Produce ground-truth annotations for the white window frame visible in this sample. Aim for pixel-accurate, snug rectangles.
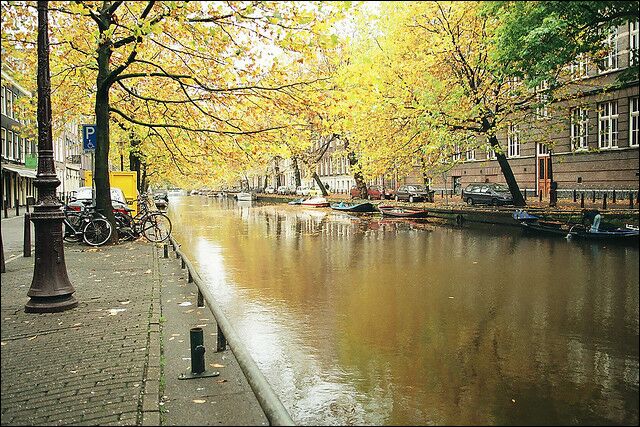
[570,54,589,79]
[508,124,520,158]
[6,89,13,119]
[631,97,639,147]
[598,27,619,73]
[466,149,476,161]
[598,101,619,149]
[535,81,550,119]
[486,146,496,160]
[631,21,639,66]
[452,144,462,161]
[7,130,14,159]
[570,107,589,151]
[538,143,549,156]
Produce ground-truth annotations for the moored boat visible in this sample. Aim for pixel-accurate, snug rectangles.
[236,192,257,201]
[378,205,429,218]
[330,201,377,213]
[300,196,330,207]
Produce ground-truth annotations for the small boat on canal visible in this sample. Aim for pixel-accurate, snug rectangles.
[378,205,429,218]
[513,210,639,242]
[330,201,377,213]
[236,192,257,201]
[300,196,330,208]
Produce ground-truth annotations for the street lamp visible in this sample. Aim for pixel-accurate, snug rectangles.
[116,140,125,172]
[25,0,77,313]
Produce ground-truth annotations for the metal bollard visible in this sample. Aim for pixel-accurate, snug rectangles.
[188,269,193,283]
[163,244,168,258]
[612,190,616,204]
[197,289,204,307]
[15,199,19,217]
[181,257,186,269]
[3,200,7,219]
[216,324,227,352]
[523,190,527,201]
[602,193,607,210]
[573,189,577,203]
[23,213,31,258]
[178,327,220,380]
[539,191,542,202]
[592,190,596,203]
[581,193,585,208]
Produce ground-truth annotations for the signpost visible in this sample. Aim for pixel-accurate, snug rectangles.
[82,124,96,205]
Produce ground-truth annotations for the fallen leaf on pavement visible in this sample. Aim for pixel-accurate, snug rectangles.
[192,399,206,404]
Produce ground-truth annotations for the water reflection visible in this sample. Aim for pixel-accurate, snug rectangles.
[168,196,639,425]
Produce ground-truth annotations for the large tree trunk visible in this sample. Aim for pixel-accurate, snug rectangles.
[95,43,117,243]
[346,148,367,199]
[312,172,328,197]
[488,134,526,207]
[292,156,301,187]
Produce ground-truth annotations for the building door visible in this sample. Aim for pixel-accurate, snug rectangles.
[538,156,551,198]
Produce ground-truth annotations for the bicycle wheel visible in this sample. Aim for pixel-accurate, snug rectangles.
[64,212,83,242]
[141,213,172,242]
[83,218,113,246]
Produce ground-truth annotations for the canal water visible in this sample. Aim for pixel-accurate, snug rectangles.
[167,196,639,426]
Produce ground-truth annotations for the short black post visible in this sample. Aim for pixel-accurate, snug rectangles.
[188,269,193,283]
[15,198,19,217]
[592,190,596,203]
[23,213,31,258]
[178,327,220,380]
[523,190,527,201]
[175,250,179,259]
[216,324,227,352]
[573,189,577,203]
[181,257,186,269]
[602,193,607,210]
[612,190,616,204]
[539,191,542,202]
[3,200,7,219]
[197,289,204,307]
[163,244,168,258]
[441,190,443,198]
[581,193,585,208]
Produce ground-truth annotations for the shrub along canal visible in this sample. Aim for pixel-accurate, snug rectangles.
[167,195,638,426]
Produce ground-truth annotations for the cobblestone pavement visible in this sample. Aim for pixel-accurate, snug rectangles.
[1,236,267,426]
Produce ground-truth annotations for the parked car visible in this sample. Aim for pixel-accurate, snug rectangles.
[264,186,276,194]
[462,183,513,206]
[394,185,435,203]
[277,185,292,195]
[153,190,168,210]
[68,186,130,214]
[349,185,394,200]
[296,186,312,196]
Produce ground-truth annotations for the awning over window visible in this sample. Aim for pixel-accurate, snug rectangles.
[1,163,38,179]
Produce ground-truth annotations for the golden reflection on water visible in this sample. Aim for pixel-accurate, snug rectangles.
[168,196,639,426]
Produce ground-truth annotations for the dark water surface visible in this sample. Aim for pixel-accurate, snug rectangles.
[167,196,639,426]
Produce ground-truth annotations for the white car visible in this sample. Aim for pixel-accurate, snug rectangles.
[295,186,311,196]
[264,186,276,194]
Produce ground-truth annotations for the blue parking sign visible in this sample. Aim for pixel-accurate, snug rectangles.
[83,124,96,151]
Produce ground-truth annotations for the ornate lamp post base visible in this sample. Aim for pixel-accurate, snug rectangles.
[25,295,78,313]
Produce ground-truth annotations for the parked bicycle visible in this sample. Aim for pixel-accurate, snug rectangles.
[114,194,172,243]
[63,204,113,246]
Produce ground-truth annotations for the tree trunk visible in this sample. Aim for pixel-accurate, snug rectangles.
[488,134,526,207]
[292,156,301,187]
[95,43,117,243]
[346,149,367,199]
[312,172,328,197]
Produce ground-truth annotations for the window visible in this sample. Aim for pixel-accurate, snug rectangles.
[598,101,618,149]
[631,97,639,147]
[486,146,496,160]
[538,143,549,156]
[452,144,461,161]
[6,89,13,119]
[1,127,6,159]
[631,21,639,66]
[7,130,14,159]
[1,86,5,116]
[508,124,520,157]
[598,27,619,72]
[535,81,550,119]
[570,54,589,79]
[570,107,589,150]
[466,149,476,161]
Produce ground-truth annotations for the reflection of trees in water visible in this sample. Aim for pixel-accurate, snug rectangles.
[168,197,639,426]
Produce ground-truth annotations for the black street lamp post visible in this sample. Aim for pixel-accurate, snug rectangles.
[25,0,77,313]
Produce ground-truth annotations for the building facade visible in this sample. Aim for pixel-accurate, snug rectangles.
[1,69,37,211]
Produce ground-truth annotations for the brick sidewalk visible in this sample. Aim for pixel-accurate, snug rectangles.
[1,239,267,426]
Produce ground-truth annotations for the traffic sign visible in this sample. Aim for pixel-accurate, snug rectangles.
[82,124,96,151]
